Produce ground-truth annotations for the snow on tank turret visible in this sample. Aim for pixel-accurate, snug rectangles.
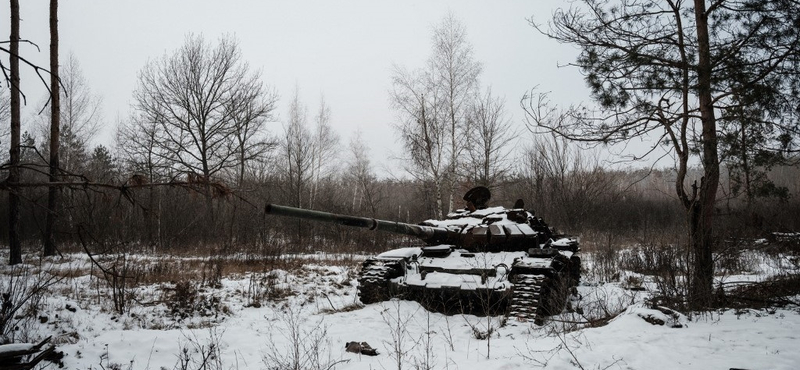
[265,186,580,324]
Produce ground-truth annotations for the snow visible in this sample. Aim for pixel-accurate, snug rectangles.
[563,305,798,369]
[377,247,422,259]
[54,298,800,369]
[2,251,799,369]
[551,238,576,248]
[424,207,512,229]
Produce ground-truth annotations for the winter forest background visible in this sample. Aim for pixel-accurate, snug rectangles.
[3,1,800,368]
[2,14,798,259]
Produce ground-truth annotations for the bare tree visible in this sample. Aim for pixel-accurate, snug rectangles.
[37,53,101,170]
[392,14,482,216]
[280,89,313,209]
[308,95,339,209]
[519,134,615,231]
[37,53,100,256]
[346,131,381,216]
[133,34,270,192]
[7,0,22,265]
[116,113,169,247]
[225,76,278,188]
[117,112,169,182]
[430,14,482,213]
[278,89,315,244]
[465,88,515,188]
[44,0,60,256]
[391,65,447,219]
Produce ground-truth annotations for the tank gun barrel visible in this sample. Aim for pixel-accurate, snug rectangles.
[265,204,450,243]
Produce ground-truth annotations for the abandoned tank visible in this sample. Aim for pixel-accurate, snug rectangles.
[265,187,580,324]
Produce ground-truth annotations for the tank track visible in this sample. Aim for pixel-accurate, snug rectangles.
[507,274,547,323]
[357,258,402,304]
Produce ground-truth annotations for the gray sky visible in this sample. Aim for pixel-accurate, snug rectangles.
[4,0,597,176]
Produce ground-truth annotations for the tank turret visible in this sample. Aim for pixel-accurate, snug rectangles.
[265,202,568,253]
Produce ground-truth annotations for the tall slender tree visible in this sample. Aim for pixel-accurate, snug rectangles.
[278,89,315,243]
[391,65,447,219]
[44,0,60,257]
[280,89,313,209]
[37,54,101,173]
[430,14,482,212]
[346,131,381,216]
[392,14,482,216]
[116,113,169,247]
[7,0,22,265]
[308,95,339,209]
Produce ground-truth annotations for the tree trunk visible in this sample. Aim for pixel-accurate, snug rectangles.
[433,178,443,219]
[44,0,60,257]
[8,0,22,265]
[203,176,214,241]
[147,184,155,246]
[741,124,753,207]
[689,0,719,309]
[238,148,245,188]
[448,109,457,214]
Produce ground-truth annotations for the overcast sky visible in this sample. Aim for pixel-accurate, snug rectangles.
[4,0,600,177]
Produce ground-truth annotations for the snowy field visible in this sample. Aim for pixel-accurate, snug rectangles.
[2,250,799,370]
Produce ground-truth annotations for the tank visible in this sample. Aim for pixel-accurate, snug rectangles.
[265,187,580,324]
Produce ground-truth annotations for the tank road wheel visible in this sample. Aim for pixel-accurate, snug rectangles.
[357,258,403,304]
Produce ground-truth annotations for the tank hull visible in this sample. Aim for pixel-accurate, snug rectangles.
[264,197,581,323]
[357,237,580,323]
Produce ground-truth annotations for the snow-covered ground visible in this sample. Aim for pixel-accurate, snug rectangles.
[2,251,799,370]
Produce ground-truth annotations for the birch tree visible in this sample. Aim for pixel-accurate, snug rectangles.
[391,66,447,218]
[308,96,339,209]
[346,131,381,216]
[280,90,314,209]
[430,14,482,212]
[392,14,482,216]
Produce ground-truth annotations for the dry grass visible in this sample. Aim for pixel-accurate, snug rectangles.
[41,252,363,287]
[720,274,800,309]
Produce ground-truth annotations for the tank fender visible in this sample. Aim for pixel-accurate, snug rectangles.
[376,247,423,259]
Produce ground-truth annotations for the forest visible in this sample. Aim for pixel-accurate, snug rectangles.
[1,13,796,258]
[2,1,800,369]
